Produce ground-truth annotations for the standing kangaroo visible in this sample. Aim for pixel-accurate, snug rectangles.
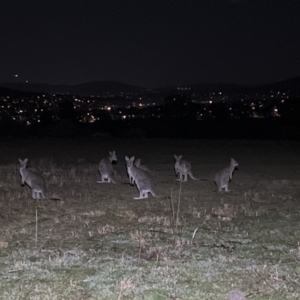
[97,151,118,184]
[214,157,239,192]
[127,158,152,184]
[125,156,157,199]
[174,155,198,182]
[19,158,47,199]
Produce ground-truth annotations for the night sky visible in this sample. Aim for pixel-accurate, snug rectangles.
[1,0,300,88]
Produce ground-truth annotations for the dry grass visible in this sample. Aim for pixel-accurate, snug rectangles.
[0,138,300,299]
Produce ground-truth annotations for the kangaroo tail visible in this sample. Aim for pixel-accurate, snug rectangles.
[188,172,198,180]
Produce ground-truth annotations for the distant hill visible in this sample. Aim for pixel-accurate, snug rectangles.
[0,81,147,96]
[157,77,300,96]
[0,86,38,97]
[254,77,300,96]
[1,77,300,96]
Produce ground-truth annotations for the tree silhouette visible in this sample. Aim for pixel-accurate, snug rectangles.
[58,100,77,121]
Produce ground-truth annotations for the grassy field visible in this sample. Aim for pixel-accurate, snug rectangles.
[0,137,300,299]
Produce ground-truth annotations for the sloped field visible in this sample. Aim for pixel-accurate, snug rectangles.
[0,138,300,299]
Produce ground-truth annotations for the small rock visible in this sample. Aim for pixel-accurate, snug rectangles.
[228,289,246,300]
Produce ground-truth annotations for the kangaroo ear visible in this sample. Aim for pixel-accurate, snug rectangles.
[131,156,135,161]
[125,156,129,161]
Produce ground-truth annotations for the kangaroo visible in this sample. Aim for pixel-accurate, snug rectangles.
[127,157,148,185]
[134,158,152,173]
[125,156,157,199]
[214,157,239,192]
[174,155,198,182]
[27,161,43,176]
[97,150,117,184]
[128,158,152,185]
[19,158,47,199]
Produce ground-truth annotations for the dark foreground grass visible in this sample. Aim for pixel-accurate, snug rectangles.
[0,138,300,299]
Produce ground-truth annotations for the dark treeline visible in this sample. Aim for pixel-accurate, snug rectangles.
[1,116,300,140]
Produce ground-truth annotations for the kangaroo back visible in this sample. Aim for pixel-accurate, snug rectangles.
[134,158,152,174]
